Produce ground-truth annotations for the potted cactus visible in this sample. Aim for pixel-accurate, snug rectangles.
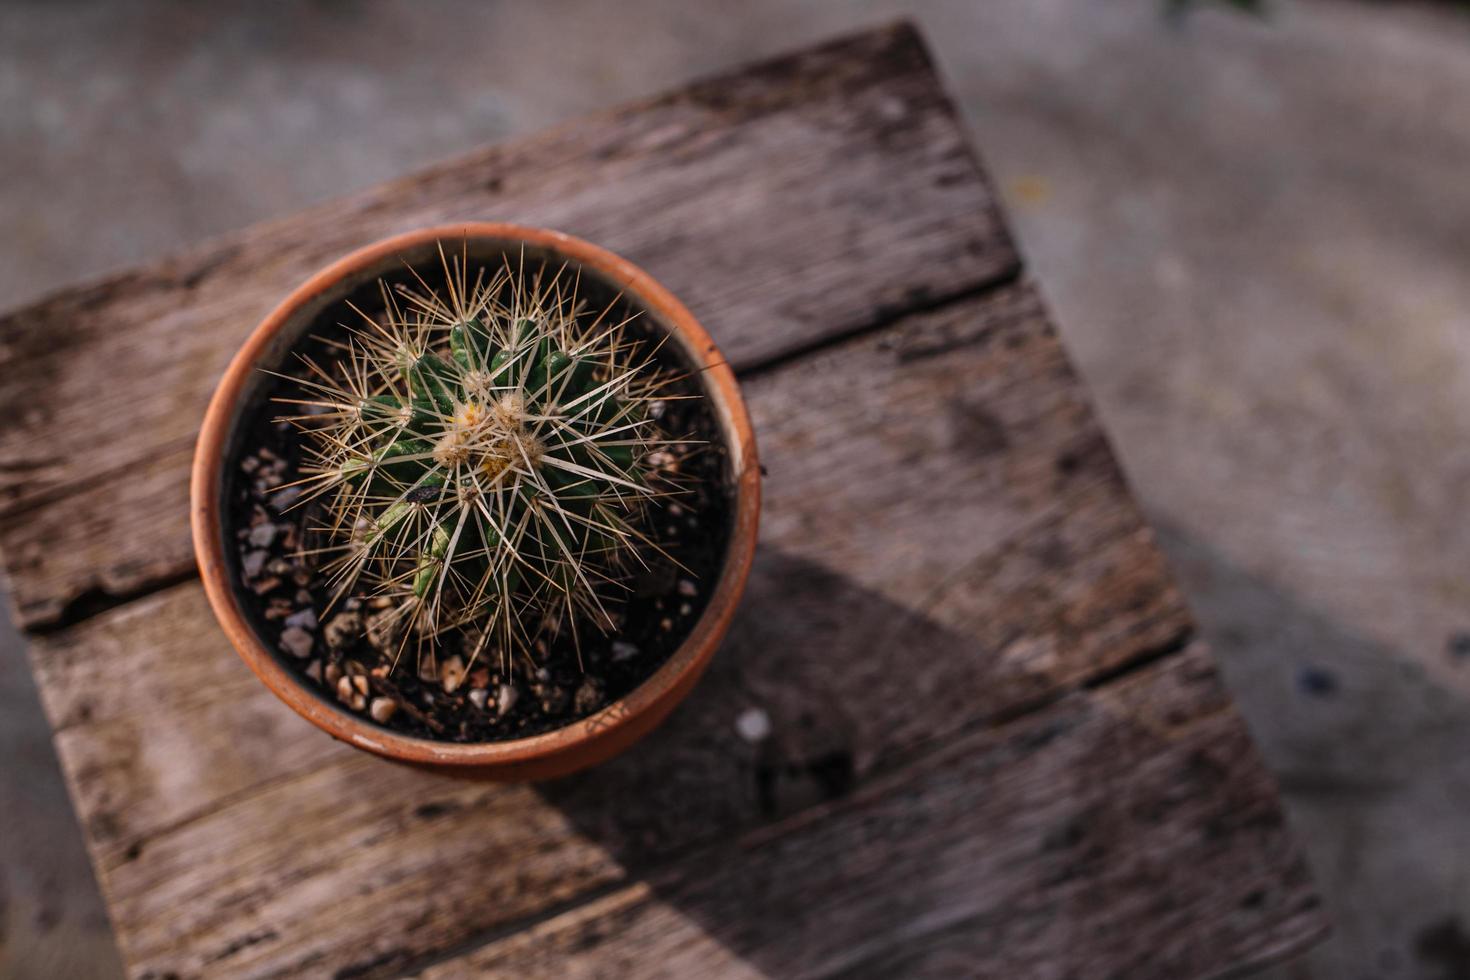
[192,224,760,779]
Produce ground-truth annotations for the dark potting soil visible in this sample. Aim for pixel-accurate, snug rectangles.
[224,261,734,743]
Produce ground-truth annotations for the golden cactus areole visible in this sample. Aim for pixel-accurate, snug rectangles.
[278,246,691,676]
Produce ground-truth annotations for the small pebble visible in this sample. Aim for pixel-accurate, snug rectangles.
[365,608,400,650]
[304,660,323,684]
[538,685,570,716]
[248,523,277,548]
[573,679,603,715]
[284,608,317,631]
[250,575,282,596]
[468,688,490,710]
[439,655,467,694]
[611,641,640,662]
[418,654,440,684]
[677,579,698,597]
[679,603,692,616]
[496,683,520,718]
[535,667,551,683]
[241,550,269,579]
[735,707,772,743]
[325,662,344,687]
[369,697,398,723]
[279,626,313,659]
[335,675,355,703]
[352,675,370,696]
[270,486,303,511]
[323,610,362,650]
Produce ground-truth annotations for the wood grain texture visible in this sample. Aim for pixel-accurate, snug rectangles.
[2,22,1324,980]
[0,22,1016,631]
[37,284,1185,848]
[412,647,1323,980]
[27,285,1318,979]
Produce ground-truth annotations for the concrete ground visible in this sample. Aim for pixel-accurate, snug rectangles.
[2,1,1468,977]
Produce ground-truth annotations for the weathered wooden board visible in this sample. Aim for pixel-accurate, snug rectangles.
[0,22,1016,631]
[0,21,1326,980]
[413,647,1322,980]
[33,285,1220,978]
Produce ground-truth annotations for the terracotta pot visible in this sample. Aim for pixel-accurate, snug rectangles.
[191,223,760,780]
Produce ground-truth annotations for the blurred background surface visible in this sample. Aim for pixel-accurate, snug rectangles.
[2,1,1468,977]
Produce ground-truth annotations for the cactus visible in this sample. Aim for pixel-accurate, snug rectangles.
[281,248,682,674]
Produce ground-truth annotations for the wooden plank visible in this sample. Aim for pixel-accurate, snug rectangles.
[0,443,195,630]
[29,285,1211,978]
[412,647,1324,980]
[0,21,1017,631]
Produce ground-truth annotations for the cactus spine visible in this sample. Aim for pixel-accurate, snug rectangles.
[283,248,679,674]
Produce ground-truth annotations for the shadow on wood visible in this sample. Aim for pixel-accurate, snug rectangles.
[504,547,1321,979]
[537,547,1005,845]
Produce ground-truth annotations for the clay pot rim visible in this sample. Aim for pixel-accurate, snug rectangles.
[191,223,760,769]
